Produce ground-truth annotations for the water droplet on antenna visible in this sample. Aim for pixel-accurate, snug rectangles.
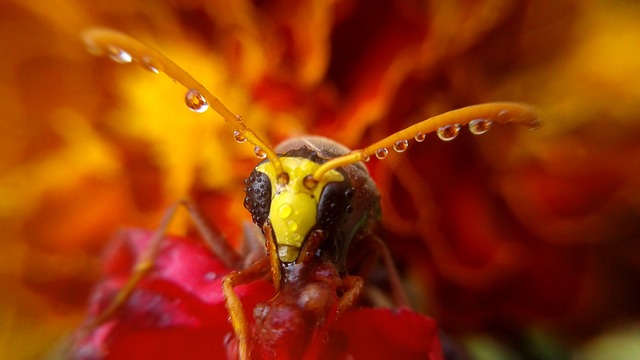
[233,130,247,143]
[414,132,426,142]
[375,148,389,159]
[185,89,209,113]
[106,46,133,64]
[437,124,461,141]
[141,57,159,74]
[85,42,102,56]
[254,146,267,159]
[469,119,492,135]
[393,140,409,153]
[528,119,542,130]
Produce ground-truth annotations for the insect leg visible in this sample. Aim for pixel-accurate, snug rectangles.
[87,200,240,328]
[222,257,271,360]
[368,234,410,308]
[336,275,364,317]
[296,229,326,265]
[261,221,283,292]
[86,202,181,328]
[179,200,241,268]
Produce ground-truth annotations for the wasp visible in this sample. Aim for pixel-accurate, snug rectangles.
[76,28,539,359]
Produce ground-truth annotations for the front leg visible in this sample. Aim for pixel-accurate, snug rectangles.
[336,275,364,317]
[222,257,271,360]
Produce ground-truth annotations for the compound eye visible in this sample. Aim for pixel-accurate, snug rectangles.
[243,169,272,227]
[316,180,352,231]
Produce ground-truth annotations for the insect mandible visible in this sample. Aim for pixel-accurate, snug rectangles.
[79,28,540,359]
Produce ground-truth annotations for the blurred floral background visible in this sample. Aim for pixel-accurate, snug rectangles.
[1,0,640,359]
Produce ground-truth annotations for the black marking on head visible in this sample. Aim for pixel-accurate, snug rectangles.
[281,147,324,164]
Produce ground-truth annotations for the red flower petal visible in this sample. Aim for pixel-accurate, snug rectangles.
[71,229,442,359]
[327,308,443,360]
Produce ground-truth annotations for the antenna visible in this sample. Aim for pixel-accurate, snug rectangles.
[81,28,286,181]
[309,102,540,185]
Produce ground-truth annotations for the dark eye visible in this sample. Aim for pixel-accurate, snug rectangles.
[316,181,352,231]
[244,169,272,226]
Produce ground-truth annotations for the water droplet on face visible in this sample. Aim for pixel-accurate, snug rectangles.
[414,132,426,142]
[287,220,298,232]
[437,124,461,141]
[233,130,247,143]
[375,148,389,159]
[279,204,292,219]
[253,146,267,159]
[185,89,209,113]
[469,119,492,135]
[393,139,409,152]
[345,188,354,198]
[141,57,159,74]
[106,46,133,64]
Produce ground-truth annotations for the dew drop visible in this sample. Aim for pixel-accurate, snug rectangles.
[85,42,102,56]
[528,119,542,130]
[205,272,218,281]
[362,154,371,162]
[279,204,292,219]
[375,148,389,159]
[393,139,409,153]
[106,46,133,64]
[345,188,354,198]
[414,132,426,142]
[437,124,461,141]
[469,119,492,135]
[233,130,247,143]
[497,109,509,118]
[141,57,159,74]
[287,220,298,232]
[253,146,267,159]
[185,89,209,113]
[223,332,234,346]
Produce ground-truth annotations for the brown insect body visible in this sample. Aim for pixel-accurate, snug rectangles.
[252,254,341,356]
[241,137,381,357]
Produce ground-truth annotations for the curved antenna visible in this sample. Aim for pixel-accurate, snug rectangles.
[310,102,540,185]
[81,28,285,180]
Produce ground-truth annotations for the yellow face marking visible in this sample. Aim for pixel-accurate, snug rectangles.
[256,157,344,263]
